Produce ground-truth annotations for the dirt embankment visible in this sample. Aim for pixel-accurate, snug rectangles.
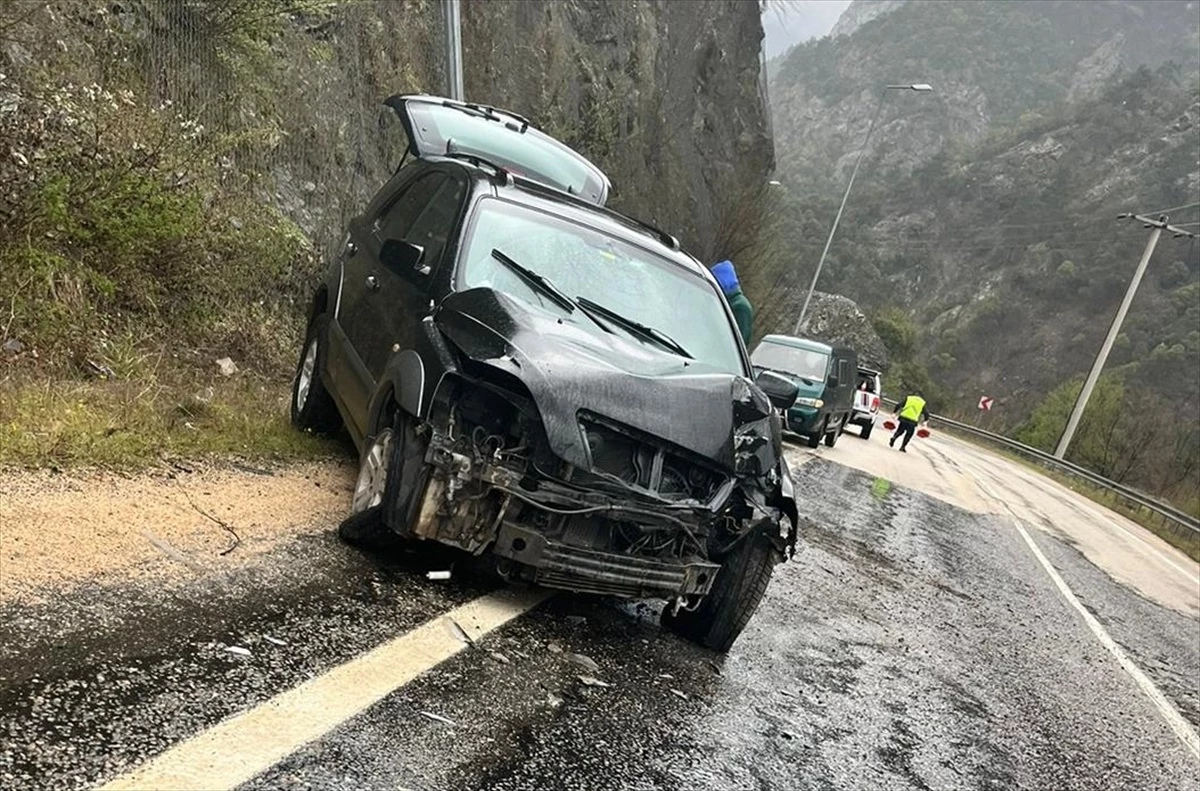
[0,459,356,604]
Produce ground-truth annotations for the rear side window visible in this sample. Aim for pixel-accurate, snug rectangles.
[838,358,849,384]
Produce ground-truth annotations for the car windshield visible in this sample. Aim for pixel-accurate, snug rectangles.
[458,199,743,374]
[752,341,830,382]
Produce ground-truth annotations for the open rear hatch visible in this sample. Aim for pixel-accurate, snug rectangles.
[385,94,611,206]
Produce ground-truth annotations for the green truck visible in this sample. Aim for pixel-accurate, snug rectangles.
[750,334,858,449]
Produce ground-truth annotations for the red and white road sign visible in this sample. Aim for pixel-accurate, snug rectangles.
[978,396,994,411]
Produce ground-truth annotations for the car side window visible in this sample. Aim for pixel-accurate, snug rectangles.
[374,173,448,246]
[838,359,849,384]
[404,176,466,270]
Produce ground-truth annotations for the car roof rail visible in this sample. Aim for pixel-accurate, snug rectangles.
[504,174,682,252]
[628,218,681,251]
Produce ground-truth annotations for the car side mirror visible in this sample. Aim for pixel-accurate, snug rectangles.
[827,375,840,389]
[380,238,428,278]
[755,370,799,410]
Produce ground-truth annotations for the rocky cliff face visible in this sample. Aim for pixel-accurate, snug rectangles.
[829,0,906,39]
[771,0,1200,189]
[795,293,889,370]
[762,0,1199,423]
[0,0,771,368]
[462,0,773,260]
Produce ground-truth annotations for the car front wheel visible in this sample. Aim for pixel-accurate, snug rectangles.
[338,412,433,549]
[805,416,826,449]
[824,418,842,447]
[662,534,781,652]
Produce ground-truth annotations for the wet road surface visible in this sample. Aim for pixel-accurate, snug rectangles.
[2,450,1197,790]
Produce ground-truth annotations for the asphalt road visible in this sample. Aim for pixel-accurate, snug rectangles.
[2,430,1198,790]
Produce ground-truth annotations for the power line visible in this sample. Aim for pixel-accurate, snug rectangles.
[1138,201,1200,216]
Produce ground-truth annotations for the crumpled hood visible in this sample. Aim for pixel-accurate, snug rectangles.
[435,288,767,471]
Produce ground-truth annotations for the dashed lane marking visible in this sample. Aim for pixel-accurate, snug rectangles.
[94,588,551,791]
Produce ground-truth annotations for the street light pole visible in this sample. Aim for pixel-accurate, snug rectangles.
[793,83,932,334]
[1053,213,1196,459]
[443,0,464,101]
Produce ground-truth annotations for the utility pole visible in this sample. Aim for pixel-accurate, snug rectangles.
[443,0,464,101]
[1054,213,1197,459]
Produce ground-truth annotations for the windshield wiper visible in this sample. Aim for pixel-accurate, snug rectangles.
[575,296,692,360]
[491,249,576,313]
[757,365,815,384]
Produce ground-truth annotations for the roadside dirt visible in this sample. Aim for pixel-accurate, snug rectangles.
[0,459,357,604]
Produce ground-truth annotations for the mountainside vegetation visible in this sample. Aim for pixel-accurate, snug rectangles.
[757,0,1199,509]
[0,0,772,468]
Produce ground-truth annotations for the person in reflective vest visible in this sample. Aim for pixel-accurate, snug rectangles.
[890,391,928,452]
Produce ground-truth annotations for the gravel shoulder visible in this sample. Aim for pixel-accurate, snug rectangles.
[0,459,356,604]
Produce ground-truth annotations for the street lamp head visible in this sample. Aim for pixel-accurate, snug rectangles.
[887,83,933,92]
[768,179,782,186]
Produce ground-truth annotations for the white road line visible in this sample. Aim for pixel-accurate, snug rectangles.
[95,588,550,791]
[973,477,1200,760]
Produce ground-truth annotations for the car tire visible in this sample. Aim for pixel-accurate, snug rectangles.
[662,534,781,653]
[824,418,842,448]
[337,504,396,550]
[338,411,432,549]
[860,421,873,440]
[291,315,341,434]
[805,418,825,449]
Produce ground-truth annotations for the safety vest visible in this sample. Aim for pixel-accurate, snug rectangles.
[899,395,926,422]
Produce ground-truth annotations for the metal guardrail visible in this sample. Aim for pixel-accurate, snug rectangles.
[879,398,1200,538]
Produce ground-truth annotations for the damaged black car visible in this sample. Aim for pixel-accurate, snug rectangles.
[291,95,800,651]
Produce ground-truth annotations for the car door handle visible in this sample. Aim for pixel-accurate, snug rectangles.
[365,275,380,291]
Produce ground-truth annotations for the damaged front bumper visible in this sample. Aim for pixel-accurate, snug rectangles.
[410,427,722,600]
[492,522,719,598]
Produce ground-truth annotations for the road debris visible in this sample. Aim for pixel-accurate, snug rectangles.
[215,357,239,376]
[426,570,452,581]
[656,673,675,680]
[180,489,241,556]
[263,636,287,646]
[444,618,475,647]
[419,711,456,727]
[223,646,252,658]
[547,642,564,654]
[566,653,600,673]
[577,675,610,688]
[670,689,689,701]
[488,651,510,665]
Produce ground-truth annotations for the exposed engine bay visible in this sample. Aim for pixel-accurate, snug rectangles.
[398,363,798,604]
